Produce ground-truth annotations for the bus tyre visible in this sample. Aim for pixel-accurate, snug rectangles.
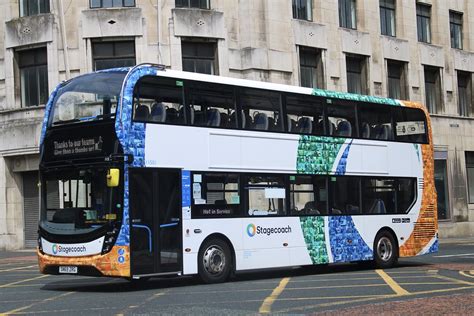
[198,238,232,284]
[374,231,398,269]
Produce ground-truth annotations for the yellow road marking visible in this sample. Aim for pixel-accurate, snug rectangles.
[0,265,37,273]
[436,274,474,286]
[259,277,290,314]
[0,275,48,289]
[375,269,409,295]
[1,291,74,315]
[460,270,474,279]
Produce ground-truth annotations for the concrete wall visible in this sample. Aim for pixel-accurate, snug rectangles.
[1,0,474,249]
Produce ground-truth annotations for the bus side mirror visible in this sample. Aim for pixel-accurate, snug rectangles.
[107,168,120,187]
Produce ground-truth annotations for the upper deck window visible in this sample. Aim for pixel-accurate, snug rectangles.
[51,72,126,125]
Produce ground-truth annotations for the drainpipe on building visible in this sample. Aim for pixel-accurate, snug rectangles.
[58,0,71,80]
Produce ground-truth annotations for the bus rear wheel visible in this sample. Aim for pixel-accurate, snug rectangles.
[374,231,398,269]
[198,238,232,284]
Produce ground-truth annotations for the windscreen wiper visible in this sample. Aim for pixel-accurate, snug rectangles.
[53,118,81,125]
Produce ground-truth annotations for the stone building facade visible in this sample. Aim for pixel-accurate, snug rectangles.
[1,0,474,249]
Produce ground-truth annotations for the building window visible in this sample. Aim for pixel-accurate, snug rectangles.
[458,71,472,117]
[292,0,312,21]
[387,60,407,100]
[466,152,474,204]
[182,41,217,75]
[424,66,442,114]
[175,0,210,9]
[90,0,135,8]
[18,47,48,107]
[416,3,431,43]
[299,46,324,89]
[380,0,395,36]
[339,0,356,29]
[346,54,368,94]
[92,40,136,71]
[435,157,449,220]
[450,11,463,49]
[20,0,50,17]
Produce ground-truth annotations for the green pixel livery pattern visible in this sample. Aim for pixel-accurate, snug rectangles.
[300,217,329,264]
[296,136,346,174]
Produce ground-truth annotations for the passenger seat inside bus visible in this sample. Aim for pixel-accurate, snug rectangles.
[150,102,166,122]
[207,109,221,126]
[368,199,387,214]
[254,112,269,130]
[361,122,371,138]
[134,104,150,121]
[297,117,313,134]
[336,121,352,136]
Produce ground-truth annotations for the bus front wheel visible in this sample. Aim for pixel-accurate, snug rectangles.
[198,238,232,284]
[374,230,398,269]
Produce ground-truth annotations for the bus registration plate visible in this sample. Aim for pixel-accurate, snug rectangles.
[59,266,78,274]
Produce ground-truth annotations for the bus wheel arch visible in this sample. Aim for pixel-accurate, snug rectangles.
[373,227,399,269]
[197,234,235,283]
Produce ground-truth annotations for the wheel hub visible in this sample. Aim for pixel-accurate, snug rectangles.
[203,245,226,275]
[377,236,393,262]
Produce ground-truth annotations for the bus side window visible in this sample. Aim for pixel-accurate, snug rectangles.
[361,178,396,214]
[191,173,240,218]
[188,82,236,128]
[393,107,428,143]
[358,103,393,140]
[246,175,286,216]
[327,101,357,138]
[133,76,186,125]
[289,175,327,216]
[240,88,283,132]
[328,176,360,215]
[286,95,324,135]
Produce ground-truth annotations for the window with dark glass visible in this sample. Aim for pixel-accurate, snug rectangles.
[286,94,324,135]
[292,0,312,21]
[290,176,327,215]
[133,76,186,125]
[450,11,463,49]
[362,178,396,214]
[416,3,431,43]
[458,71,472,117]
[191,173,240,218]
[182,41,217,75]
[175,0,210,9]
[380,0,396,36]
[387,59,407,100]
[435,158,449,220]
[328,176,360,215]
[246,175,286,216]
[466,152,474,204]
[358,103,393,140]
[393,107,427,143]
[188,82,236,128]
[346,54,368,94]
[339,0,356,29]
[327,100,357,137]
[424,66,442,114]
[20,0,50,17]
[92,40,136,71]
[240,88,282,132]
[90,0,135,8]
[299,46,324,89]
[18,47,48,107]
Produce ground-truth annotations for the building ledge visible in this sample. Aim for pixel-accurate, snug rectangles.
[5,14,54,48]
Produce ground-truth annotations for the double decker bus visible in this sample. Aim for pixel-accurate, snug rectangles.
[38,64,438,283]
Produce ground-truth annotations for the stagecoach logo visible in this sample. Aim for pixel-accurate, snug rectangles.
[247,224,256,237]
[51,244,87,255]
[246,223,292,237]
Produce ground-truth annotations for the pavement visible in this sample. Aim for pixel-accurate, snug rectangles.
[0,237,474,315]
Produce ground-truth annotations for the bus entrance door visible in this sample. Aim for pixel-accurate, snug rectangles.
[129,168,181,276]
